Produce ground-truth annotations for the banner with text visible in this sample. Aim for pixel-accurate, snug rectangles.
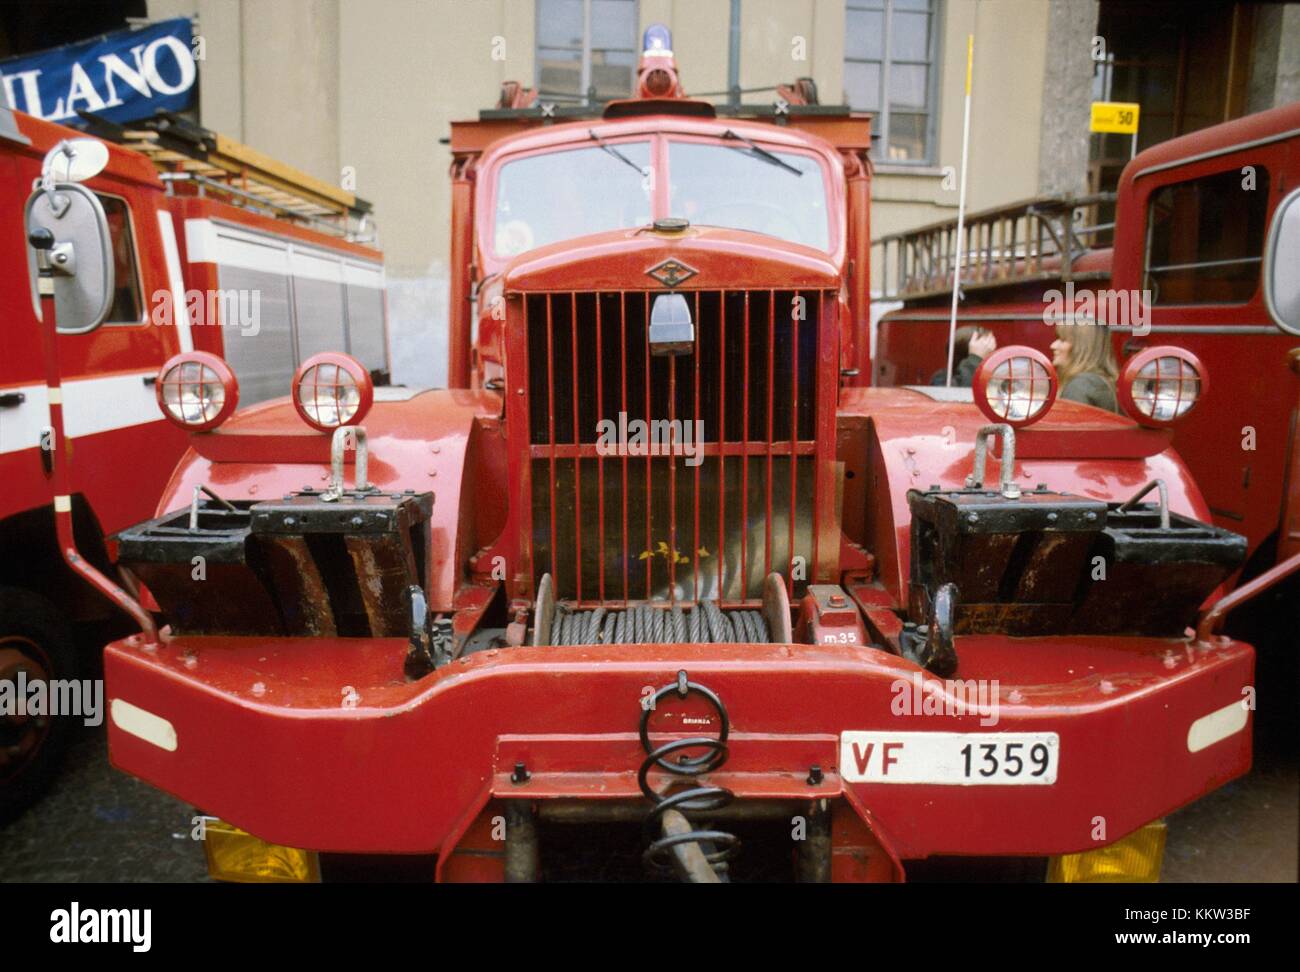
[0,18,196,125]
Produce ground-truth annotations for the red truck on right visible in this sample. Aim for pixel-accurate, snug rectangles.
[875,103,1300,655]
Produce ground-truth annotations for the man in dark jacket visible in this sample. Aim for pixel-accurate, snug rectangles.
[931,326,996,387]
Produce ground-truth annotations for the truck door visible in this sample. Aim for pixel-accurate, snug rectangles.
[49,178,189,537]
[1122,138,1298,560]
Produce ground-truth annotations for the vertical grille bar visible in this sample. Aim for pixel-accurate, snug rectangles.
[620,291,629,606]
[668,353,677,603]
[717,290,727,600]
[741,290,750,600]
[765,289,775,578]
[523,294,535,595]
[788,291,799,595]
[643,290,652,601]
[546,296,558,584]
[570,292,583,604]
[595,292,605,603]
[692,289,701,604]
[810,292,823,576]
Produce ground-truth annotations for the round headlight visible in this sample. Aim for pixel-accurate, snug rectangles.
[972,346,1058,428]
[292,352,374,432]
[155,351,239,431]
[1118,346,1206,427]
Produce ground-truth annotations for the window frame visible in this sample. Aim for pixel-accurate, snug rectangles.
[843,0,943,167]
[534,0,640,105]
[1141,164,1271,308]
[94,191,147,327]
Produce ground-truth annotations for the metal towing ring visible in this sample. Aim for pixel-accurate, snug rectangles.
[637,670,740,875]
[638,669,730,773]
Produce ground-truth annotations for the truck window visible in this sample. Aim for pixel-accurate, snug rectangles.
[493,141,652,256]
[668,141,830,252]
[96,194,145,324]
[1144,167,1270,305]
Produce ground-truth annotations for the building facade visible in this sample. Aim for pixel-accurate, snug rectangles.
[110,0,1300,385]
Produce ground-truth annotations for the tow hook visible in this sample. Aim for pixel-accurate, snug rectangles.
[901,582,959,677]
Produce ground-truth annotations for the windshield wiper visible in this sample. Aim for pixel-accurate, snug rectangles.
[588,129,648,178]
[721,129,803,177]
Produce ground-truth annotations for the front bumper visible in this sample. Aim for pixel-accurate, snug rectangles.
[104,632,1253,865]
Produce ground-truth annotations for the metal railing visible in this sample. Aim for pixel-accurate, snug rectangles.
[873,193,1116,302]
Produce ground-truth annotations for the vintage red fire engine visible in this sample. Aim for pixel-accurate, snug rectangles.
[875,102,1300,582]
[1,101,388,819]
[54,28,1293,881]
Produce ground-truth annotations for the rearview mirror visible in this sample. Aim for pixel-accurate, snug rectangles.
[25,182,115,333]
[1263,186,1300,337]
[40,137,109,185]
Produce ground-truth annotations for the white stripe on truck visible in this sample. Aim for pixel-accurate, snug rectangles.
[0,371,161,454]
[157,210,194,353]
[184,217,384,287]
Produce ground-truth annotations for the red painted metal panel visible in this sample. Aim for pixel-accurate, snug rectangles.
[105,630,1253,863]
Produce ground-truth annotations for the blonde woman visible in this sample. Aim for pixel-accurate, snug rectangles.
[1050,324,1120,413]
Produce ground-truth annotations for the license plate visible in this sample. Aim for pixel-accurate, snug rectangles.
[840,731,1059,785]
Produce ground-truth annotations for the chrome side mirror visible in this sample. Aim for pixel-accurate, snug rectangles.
[1263,186,1300,337]
[40,137,109,186]
[23,138,115,333]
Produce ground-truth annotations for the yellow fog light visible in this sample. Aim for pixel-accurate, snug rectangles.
[202,818,320,883]
[1048,820,1167,883]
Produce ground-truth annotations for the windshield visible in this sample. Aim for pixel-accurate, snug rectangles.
[490,134,834,258]
[667,141,829,251]
[493,140,652,257]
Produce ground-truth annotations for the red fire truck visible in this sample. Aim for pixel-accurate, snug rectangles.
[874,102,1300,579]
[1,101,389,820]
[66,28,1296,881]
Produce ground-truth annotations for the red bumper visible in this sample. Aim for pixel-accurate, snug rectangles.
[104,632,1253,860]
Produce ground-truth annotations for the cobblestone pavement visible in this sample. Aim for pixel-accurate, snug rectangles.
[1,723,1295,882]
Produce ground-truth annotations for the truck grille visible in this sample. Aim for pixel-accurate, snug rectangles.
[523,289,825,605]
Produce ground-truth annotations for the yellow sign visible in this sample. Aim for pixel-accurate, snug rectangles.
[1090,102,1140,134]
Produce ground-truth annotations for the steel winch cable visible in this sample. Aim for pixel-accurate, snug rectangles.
[546,601,771,646]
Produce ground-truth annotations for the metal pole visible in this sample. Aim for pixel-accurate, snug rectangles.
[728,0,742,106]
[945,33,975,386]
[580,0,592,105]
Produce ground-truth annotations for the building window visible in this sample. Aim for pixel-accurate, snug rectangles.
[536,0,639,104]
[844,0,939,163]
[1144,167,1270,306]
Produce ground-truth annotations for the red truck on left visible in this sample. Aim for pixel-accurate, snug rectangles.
[0,98,389,820]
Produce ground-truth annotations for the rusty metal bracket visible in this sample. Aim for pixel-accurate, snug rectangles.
[965,423,1020,498]
[322,425,371,501]
[1118,478,1170,529]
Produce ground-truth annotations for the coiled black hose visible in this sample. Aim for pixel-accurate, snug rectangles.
[545,601,770,646]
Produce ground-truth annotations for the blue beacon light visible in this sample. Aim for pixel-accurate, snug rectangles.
[642,24,673,56]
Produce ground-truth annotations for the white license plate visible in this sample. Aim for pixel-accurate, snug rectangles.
[840,731,1059,785]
